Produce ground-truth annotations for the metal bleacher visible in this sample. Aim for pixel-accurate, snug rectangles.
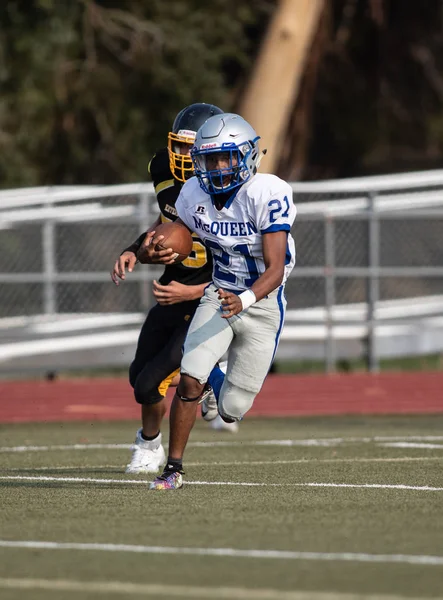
[0,294,442,374]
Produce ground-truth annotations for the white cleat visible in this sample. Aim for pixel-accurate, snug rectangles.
[210,414,239,433]
[200,386,218,422]
[125,429,166,474]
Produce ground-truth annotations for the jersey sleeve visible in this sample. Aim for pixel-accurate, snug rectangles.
[255,180,296,234]
[147,148,172,186]
[175,189,194,232]
[121,232,145,255]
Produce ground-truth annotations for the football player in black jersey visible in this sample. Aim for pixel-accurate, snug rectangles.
[111,103,236,475]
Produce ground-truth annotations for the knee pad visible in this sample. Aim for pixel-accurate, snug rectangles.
[133,368,180,406]
[218,380,256,421]
[133,371,165,405]
[133,379,163,405]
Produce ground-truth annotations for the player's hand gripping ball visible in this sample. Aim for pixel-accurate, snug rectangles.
[153,222,193,264]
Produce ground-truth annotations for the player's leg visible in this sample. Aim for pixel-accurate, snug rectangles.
[158,331,234,433]
[169,292,234,457]
[206,360,239,432]
[200,359,239,432]
[200,362,224,422]
[127,365,180,474]
[170,373,180,387]
[127,301,198,473]
[127,305,167,472]
[150,285,233,489]
[218,287,286,421]
[170,368,214,413]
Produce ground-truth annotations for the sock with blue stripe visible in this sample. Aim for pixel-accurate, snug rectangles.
[208,365,225,401]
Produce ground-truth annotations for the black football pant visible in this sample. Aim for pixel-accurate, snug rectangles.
[129,299,200,405]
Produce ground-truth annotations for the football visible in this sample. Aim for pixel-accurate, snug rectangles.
[153,221,193,263]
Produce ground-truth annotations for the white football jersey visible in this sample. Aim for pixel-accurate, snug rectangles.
[176,173,296,292]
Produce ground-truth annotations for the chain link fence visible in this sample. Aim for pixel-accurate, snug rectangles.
[1,172,443,372]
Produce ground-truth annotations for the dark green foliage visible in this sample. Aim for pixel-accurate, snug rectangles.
[2,0,443,186]
[0,0,274,187]
[307,0,443,178]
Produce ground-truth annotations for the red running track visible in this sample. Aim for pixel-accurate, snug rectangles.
[0,372,442,423]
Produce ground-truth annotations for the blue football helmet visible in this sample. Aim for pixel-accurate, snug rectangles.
[191,113,261,194]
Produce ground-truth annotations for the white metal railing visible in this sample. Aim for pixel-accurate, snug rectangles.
[3,167,443,211]
[1,295,442,368]
[0,183,154,210]
[1,168,443,374]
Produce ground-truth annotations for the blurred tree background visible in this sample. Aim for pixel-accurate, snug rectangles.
[1,0,443,188]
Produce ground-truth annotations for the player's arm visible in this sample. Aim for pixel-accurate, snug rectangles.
[219,231,287,318]
[152,279,210,305]
[111,218,163,285]
[122,217,161,255]
[137,217,193,266]
[148,215,209,303]
[250,230,287,299]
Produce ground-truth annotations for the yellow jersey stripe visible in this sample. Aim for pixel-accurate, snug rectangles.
[155,179,175,195]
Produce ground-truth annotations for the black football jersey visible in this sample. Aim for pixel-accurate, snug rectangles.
[148,148,213,286]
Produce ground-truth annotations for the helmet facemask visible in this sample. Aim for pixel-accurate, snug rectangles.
[167,129,196,183]
[167,103,224,183]
[192,140,259,195]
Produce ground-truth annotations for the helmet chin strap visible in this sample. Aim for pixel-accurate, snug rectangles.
[256,148,267,169]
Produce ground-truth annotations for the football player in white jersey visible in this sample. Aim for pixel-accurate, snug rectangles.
[148,113,296,490]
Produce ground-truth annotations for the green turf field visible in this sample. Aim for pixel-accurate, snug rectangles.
[1,416,443,599]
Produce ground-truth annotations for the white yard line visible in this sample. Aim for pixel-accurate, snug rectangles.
[188,457,443,465]
[1,540,443,567]
[2,435,443,453]
[1,474,443,492]
[0,577,430,600]
[4,456,443,472]
[0,443,132,453]
[381,443,443,449]
[373,436,443,441]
